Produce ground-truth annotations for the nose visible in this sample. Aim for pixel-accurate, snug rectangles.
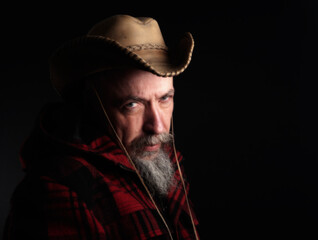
[143,103,165,135]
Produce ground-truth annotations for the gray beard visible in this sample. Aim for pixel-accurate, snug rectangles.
[132,147,176,196]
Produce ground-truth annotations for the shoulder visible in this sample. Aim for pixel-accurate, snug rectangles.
[6,171,103,240]
[11,156,93,203]
[10,174,71,206]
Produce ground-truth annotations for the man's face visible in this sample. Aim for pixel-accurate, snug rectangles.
[94,68,174,160]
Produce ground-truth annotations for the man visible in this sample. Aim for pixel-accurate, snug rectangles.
[4,15,199,239]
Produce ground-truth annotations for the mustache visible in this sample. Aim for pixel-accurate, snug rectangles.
[129,133,173,152]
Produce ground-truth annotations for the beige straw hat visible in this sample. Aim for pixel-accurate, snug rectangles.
[49,14,194,97]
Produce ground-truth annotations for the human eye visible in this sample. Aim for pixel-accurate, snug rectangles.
[124,101,138,110]
[160,94,174,103]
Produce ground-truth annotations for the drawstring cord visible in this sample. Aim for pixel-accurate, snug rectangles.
[93,86,198,240]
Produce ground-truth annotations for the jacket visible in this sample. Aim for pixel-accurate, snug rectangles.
[3,103,199,239]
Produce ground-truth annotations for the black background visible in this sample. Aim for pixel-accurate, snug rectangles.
[1,1,318,239]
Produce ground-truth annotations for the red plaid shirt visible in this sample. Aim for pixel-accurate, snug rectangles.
[4,104,199,239]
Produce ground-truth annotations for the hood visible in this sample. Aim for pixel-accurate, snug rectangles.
[20,103,135,174]
[20,102,179,175]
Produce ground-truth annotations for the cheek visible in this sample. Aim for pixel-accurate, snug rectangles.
[112,113,144,147]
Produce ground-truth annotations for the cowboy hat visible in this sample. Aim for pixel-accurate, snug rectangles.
[49,14,194,97]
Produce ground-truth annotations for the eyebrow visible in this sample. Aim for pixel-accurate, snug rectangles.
[117,89,175,106]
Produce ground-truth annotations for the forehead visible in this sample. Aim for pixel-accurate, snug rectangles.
[96,68,174,98]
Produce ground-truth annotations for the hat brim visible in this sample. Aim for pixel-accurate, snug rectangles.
[49,32,194,97]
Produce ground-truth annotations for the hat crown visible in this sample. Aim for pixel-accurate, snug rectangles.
[88,15,166,48]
